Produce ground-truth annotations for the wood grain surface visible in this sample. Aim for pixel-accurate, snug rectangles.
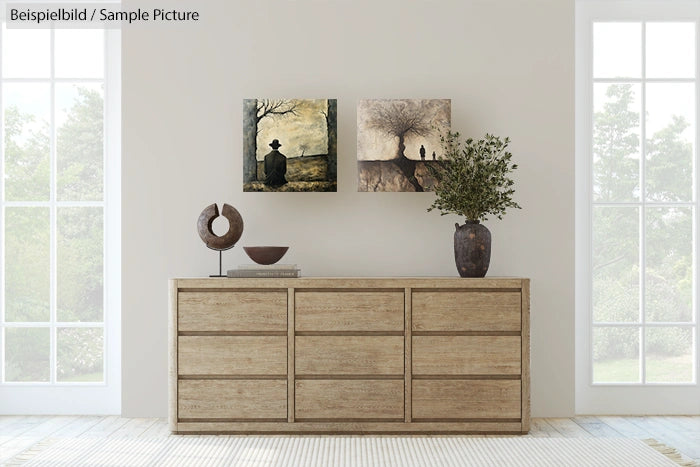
[178,336,287,375]
[295,291,403,331]
[412,291,521,331]
[168,280,178,431]
[412,336,521,375]
[178,380,287,419]
[295,336,404,375]
[295,380,404,419]
[521,278,531,431]
[175,277,525,290]
[178,291,287,331]
[412,379,521,419]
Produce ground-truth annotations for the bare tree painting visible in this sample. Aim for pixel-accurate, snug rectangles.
[243,99,337,192]
[369,101,432,159]
[243,99,298,184]
[357,99,450,192]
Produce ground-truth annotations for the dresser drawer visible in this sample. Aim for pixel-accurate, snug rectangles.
[295,291,404,331]
[295,380,403,420]
[178,336,287,375]
[178,291,287,332]
[412,291,521,332]
[178,380,287,420]
[296,336,403,375]
[412,380,521,419]
[413,336,521,375]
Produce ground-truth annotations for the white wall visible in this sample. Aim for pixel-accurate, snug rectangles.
[122,0,574,417]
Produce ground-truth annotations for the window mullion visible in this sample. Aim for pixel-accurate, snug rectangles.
[588,17,596,388]
[594,77,695,84]
[640,21,648,385]
[49,27,57,385]
[102,29,109,385]
[594,201,696,207]
[695,18,700,385]
[2,77,103,84]
[0,22,5,384]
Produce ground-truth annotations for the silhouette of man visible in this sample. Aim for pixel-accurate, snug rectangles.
[264,139,288,187]
[420,145,426,160]
[432,151,436,160]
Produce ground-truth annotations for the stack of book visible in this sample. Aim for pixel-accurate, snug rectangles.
[227,264,301,278]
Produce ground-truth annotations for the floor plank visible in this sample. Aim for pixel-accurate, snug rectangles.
[50,416,105,438]
[0,416,77,462]
[0,416,23,433]
[545,418,594,438]
[0,417,51,449]
[573,416,624,438]
[140,419,171,438]
[658,415,700,435]
[108,418,158,438]
[80,416,131,438]
[596,416,654,438]
[529,418,559,438]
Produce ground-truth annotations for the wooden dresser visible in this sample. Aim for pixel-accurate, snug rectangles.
[169,277,530,434]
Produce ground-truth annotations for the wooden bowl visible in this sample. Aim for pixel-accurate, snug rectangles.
[243,246,289,265]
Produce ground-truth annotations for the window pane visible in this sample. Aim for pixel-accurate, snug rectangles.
[593,207,639,322]
[5,208,50,322]
[57,207,104,322]
[645,207,693,323]
[57,327,103,382]
[646,327,693,383]
[3,83,51,201]
[646,23,695,79]
[593,83,641,202]
[645,83,695,202]
[56,84,104,201]
[5,327,50,382]
[594,23,641,78]
[1,26,50,78]
[55,30,104,78]
[593,327,640,383]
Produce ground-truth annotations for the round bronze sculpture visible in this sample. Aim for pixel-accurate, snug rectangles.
[197,203,244,276]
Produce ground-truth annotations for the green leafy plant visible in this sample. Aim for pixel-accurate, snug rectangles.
[427,131,521,222]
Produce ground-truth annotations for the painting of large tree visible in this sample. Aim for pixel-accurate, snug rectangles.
[243,99,337,192]
[357,99,450,192]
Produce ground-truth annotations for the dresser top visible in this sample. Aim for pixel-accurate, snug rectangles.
[172,277,529,289]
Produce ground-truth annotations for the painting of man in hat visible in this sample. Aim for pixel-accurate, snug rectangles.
[264,139,287,187]
[242,98,338,192]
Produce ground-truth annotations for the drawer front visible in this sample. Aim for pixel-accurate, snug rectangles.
[412,380,521,419]
[296,336,404,375]
[412,291,520,332]
[413,336,521,375]
[295,380,403,419]
[295,291,404,331]
[178,336,287,375]
[178,380,287,419]
[178,291,287,332]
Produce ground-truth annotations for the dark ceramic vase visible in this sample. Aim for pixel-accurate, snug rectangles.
[454,221,491,277]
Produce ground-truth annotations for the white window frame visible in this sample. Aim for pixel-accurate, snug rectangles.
[576,0,700,414]
[0,10,120,414]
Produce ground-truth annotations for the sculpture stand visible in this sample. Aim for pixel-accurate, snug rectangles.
[209,245,234,278]
[197,203,244,278]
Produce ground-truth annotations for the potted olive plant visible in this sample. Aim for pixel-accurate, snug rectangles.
[427,131,521,277]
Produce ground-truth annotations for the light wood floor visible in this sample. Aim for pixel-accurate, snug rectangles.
[0,416,699,464]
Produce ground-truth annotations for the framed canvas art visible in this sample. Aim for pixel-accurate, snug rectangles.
[243,99,337,192]
[357,99,451,192]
